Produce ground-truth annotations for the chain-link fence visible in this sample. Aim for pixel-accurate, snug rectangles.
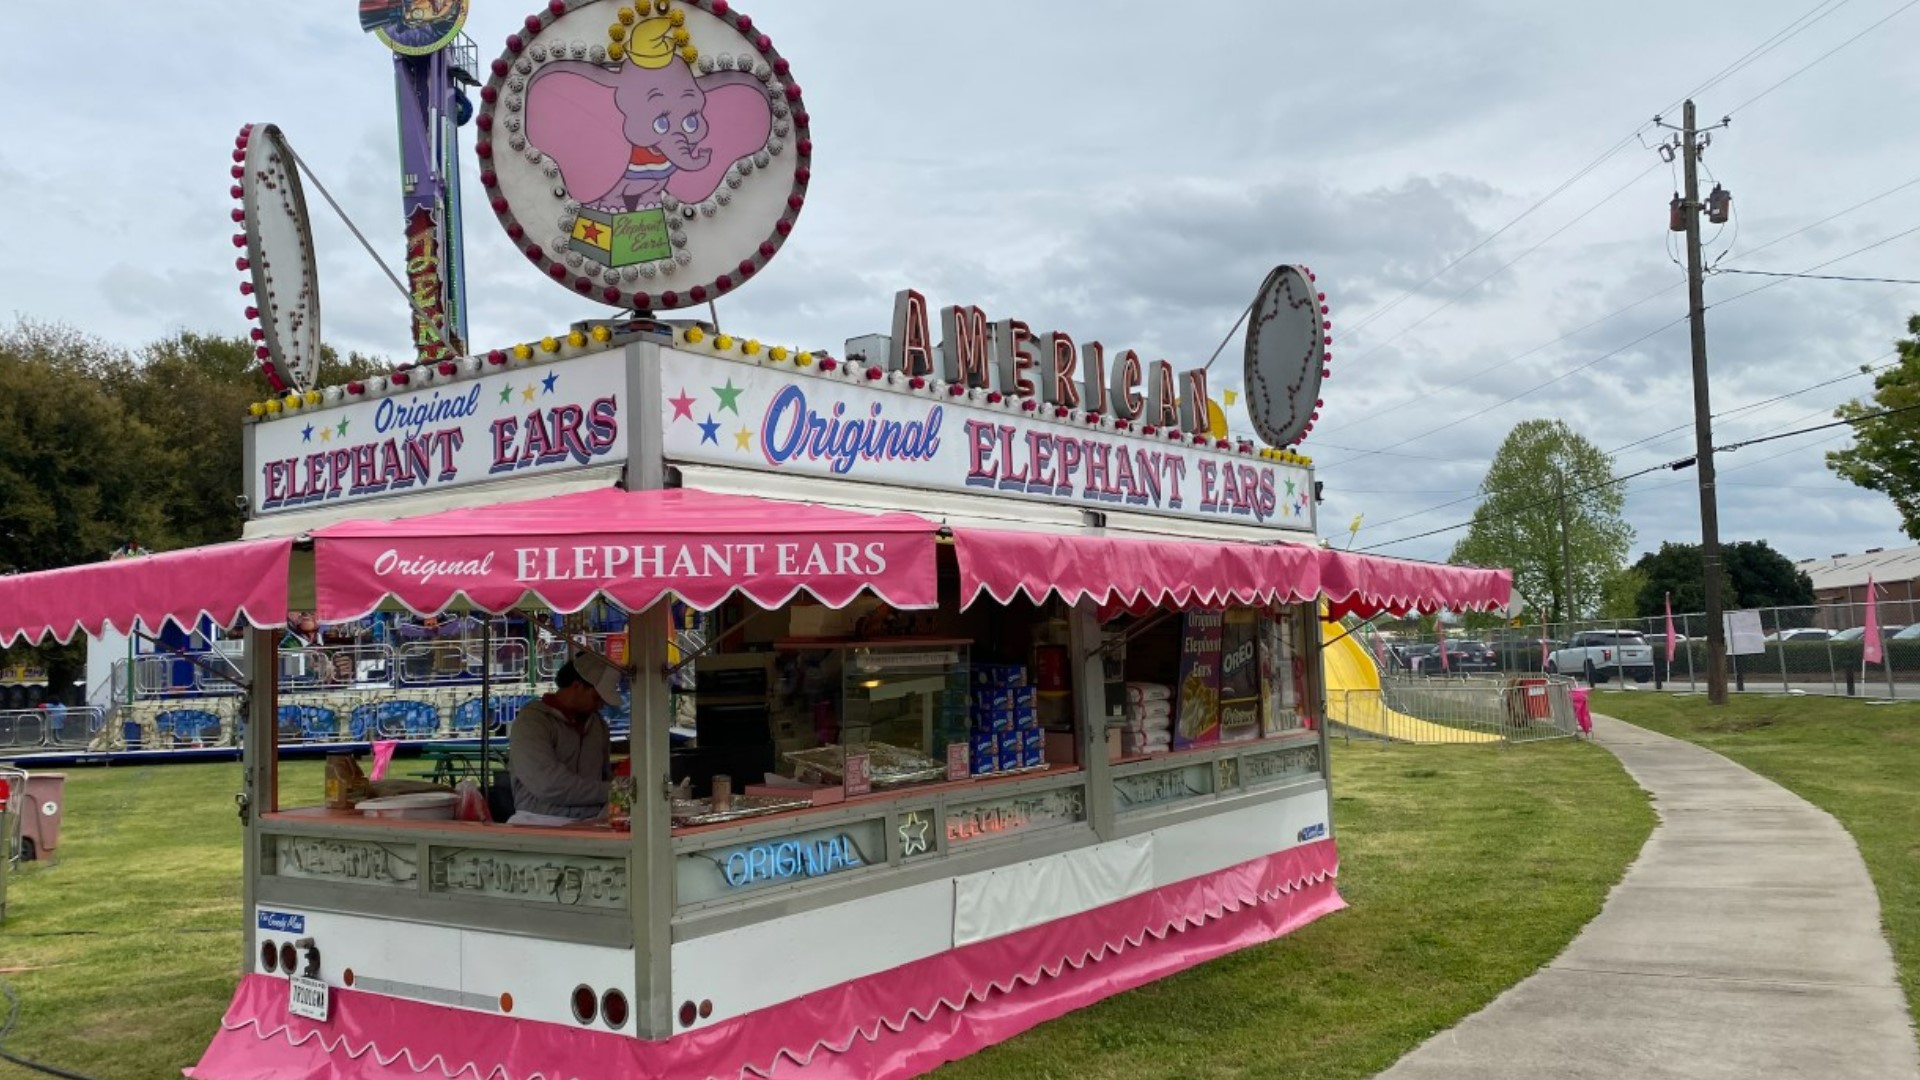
[1329,675,1580,745]
[1364,599,1920,699]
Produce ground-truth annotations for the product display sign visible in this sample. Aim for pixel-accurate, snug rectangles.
[1174,612,1224,750]
[248,350,628,515]
[944,786,1086,845]
[272,836,418,889]
[660,349,1316,532]
[843,751,872,796]
[1218,610,1261,743]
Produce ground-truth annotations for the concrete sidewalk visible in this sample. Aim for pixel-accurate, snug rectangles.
[1375,713,1920,1080]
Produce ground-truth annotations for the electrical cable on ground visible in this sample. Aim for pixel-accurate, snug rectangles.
[0,980,103,1080]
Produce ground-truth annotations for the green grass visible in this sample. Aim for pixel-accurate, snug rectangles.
[0,746,1651,1079]
[1598,691,1920,1031]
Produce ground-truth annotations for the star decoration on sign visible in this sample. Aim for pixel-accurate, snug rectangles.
[734,426,753,450]
[320,427,332,443]
[899,810,931,856]
[301,424,314,443]
[1284,478,1296,498]
[669,388,697,421]
[336,419,349,437]
[713,379,744,415]
[542,372,559,395]
[498,386,512,405]
[579,221,603,243]
[697,414,721,445]
[522,384,537,403]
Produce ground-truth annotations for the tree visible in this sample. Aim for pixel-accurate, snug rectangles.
[1829,315,1920,537]
[1448,419,1633,622]
[1628,540,1814,618]
[1600,566,1647,620]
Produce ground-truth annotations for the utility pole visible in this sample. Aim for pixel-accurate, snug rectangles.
[1681,100,1730,705]
[1556,472,1577,624]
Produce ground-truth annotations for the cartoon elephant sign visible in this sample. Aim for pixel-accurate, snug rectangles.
[526,30,773,212]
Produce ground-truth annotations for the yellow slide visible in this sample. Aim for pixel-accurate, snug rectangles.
[1321,622,1500,743]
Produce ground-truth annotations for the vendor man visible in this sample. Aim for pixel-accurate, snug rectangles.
[507,649,620,826]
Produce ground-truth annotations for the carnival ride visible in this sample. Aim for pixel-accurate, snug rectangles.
[1320,621,1502,744]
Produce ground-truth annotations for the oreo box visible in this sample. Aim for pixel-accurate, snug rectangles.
[974,687,1037,712]
[971,707,1015,733]
[970,731,999,775]
[974,664,1027,689]
[997,747,1026,773]
[1021,727,1046,769]
[997,728,1023,764]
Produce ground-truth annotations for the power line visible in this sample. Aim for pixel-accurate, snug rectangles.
[1354,397,1920,552]
[1331,0,1865,347]
[1724,0,1920,116]
[1605,351,1898,457]
[1339,160,1666,373]
[1711,267,1920,285]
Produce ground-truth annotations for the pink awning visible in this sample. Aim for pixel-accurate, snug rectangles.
[951,529,1510,618]
[952,529,1323,611]
[0,539,292,647]
[1319,548,1512,619]
[310,488,940,620]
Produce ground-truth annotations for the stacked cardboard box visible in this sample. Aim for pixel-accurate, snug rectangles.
[969,664,1044,776]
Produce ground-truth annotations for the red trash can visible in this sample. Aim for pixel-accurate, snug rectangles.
[19,772,66,860]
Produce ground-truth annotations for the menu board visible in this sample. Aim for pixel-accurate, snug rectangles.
[1174,612,1224,750]
[1219,610,1262,743]
[1259,614,1301,736]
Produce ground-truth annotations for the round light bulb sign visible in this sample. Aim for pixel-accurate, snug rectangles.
[1243,266,1328,447]
[238,123,323,394]
[477,0,813,311]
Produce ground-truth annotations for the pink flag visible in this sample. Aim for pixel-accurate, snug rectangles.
[370,740,398,781]
[1665,592,1677,665]
[1437,619,1449,672]
[1541,610,1550,670]
[1864,576,1884,666]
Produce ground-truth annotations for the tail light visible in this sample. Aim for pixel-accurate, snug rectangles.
[601,988,629,1030]
[1602,649,1612,661]
[261,940,279,973]
[571,985,598,1025]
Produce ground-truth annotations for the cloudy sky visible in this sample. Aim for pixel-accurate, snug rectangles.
[5,1,1918,576]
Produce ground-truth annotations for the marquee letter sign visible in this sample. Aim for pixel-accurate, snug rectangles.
[476,0,812,311]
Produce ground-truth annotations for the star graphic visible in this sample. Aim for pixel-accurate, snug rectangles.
[541,372,559,395]
[698,414,721,445]
[498,385,512,405]
[669,388,697,421]
[319,427,332,443]
[712,378,744,415]
[522,384,537,403]
[1284,478,1296,497]
[579,221,603,243]
[301,424,314,443]
[899,811,931,856]
[336,419,349,437]
[733,426,753,451]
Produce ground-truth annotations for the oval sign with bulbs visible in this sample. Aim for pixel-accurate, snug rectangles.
[1242,266,1329,447]
[235,123,322,395]
[477,0,813,312]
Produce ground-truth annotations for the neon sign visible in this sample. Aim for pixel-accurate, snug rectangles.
[722,833,863,888]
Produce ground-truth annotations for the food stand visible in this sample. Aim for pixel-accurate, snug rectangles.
[0,2,1511,1077]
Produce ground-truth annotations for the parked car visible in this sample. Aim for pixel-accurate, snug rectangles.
[1834,625,1906,642]
[1548,630,1654,684]
[1393,643,1438,673]
[1764,628,1833,642]
[1421,640,1498,675]
[1888,625,1920,641]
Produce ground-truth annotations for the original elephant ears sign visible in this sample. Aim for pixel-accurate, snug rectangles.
[478,0,811,311]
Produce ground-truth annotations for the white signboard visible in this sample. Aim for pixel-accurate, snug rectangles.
[1724,610,1766,656]
[248,351,629,516]
[658,350,1315,532]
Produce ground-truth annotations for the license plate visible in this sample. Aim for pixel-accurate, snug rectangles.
[289,975,330,1022]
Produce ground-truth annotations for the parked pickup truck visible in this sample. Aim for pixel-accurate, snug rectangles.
[1547,630,1654,684]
